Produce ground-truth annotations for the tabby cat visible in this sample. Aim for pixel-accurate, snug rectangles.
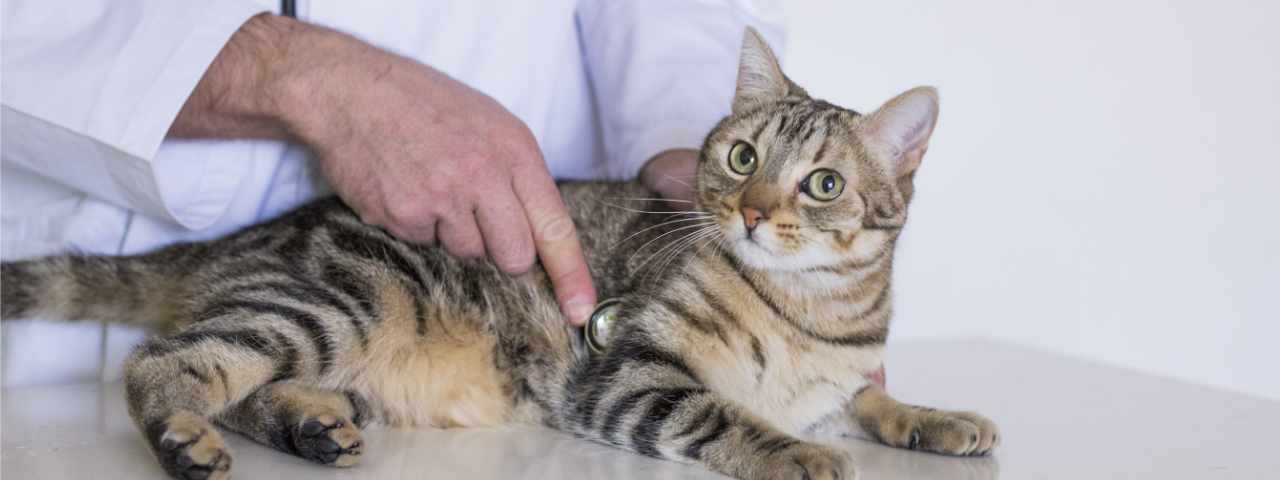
[0,29,998,480]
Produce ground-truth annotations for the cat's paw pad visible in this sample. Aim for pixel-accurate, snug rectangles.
[154,412,232,480]
[759,442,858,480]
[907,409,1000,456]
[293,411,364,467]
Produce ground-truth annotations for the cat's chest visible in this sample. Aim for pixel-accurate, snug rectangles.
[689,334,883,435]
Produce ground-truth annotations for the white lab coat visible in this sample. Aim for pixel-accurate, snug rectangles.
[0,0,785,386]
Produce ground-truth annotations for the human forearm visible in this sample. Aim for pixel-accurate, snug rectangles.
[169,13,408,151]
[168,13,597,324]
[167,12,377,141]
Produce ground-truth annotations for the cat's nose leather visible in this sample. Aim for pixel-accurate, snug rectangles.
[741,207,768,231]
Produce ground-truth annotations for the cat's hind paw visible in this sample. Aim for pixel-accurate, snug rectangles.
[291,410,364,467]
[151,411,232,480]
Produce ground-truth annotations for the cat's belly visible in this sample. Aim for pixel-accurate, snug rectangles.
[321,306,517,428]
[339,337,512,427]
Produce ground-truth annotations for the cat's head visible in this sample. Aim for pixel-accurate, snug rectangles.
[697,28,939,272]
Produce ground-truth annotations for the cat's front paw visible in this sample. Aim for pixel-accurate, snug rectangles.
[899,409,999,456]
[152,411,232,480]
[755,442,858,480]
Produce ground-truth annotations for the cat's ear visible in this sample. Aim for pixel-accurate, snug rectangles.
[861,86,939,178]
[733,27,801,113]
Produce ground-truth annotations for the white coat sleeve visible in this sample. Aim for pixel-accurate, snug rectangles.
[1,0,268,229]
[576,0,786,180]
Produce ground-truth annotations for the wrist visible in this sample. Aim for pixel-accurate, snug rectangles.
[248,14,332,139]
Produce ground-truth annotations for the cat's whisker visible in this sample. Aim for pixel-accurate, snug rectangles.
[650,227,721,281]
[631,224,717,279]
[659,174,694,188]
[693,231,728,264]
[689,229,723,255]
[671,227,720,262]
[642,232,703,280]
[632,224,721,272]
[601,201,711,217]
[637,224,720,282]
[694,230,725,255]
[612,216,717,249]
[674,232,726,281]
[626,222,718,266]
[656,229,722,281]
[608,196,696,204]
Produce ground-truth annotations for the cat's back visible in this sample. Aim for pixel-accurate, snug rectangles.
[189,181,677,311]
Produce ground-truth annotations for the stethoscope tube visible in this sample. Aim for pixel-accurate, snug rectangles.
[281,0,296,18]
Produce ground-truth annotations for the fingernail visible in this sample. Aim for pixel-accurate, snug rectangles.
[565,296,595,326]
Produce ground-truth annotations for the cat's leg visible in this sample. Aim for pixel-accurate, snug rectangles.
[848,385,999,456]
[123,321,299,480]
[563,343,855,480]
[215,382,371,467]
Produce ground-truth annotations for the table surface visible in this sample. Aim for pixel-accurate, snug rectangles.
[4,339,1277,479]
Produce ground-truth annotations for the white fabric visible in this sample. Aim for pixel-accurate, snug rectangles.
[0,0,785,386]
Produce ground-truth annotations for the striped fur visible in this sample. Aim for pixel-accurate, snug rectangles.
[0,28,997,480]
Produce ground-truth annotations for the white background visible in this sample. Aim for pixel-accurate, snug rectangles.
[781,0,1278,399]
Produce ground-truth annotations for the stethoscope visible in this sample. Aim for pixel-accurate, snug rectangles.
[581,299,621,356]
[281,0,296,18]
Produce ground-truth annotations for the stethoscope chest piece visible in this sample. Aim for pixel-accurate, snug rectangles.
[585,298,621,356]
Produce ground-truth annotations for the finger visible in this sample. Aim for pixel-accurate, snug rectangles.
[353,188,440,245]
[360,204,439,245]
[475,187,535,274]
[436,211,486,260]
[511,164,596,325]
[387,221,439,246]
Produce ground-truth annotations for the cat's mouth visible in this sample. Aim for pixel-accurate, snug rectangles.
[736,235,774,254]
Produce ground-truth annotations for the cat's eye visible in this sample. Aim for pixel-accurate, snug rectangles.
[727,142,758,175]
[802,169,845,201]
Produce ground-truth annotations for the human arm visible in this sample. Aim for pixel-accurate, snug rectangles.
[640,149,701,203]
[168,14,597,324]
[3,5,596,324]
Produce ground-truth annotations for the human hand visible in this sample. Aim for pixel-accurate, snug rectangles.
[640,149,699,209]
[271,20,597,324]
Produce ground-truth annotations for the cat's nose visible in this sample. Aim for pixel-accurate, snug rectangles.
[741,207,769,231]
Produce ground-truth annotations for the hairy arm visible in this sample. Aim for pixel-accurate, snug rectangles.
[167,14,597,324]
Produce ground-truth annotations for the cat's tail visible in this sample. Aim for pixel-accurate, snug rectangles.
[1,245,197,328]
